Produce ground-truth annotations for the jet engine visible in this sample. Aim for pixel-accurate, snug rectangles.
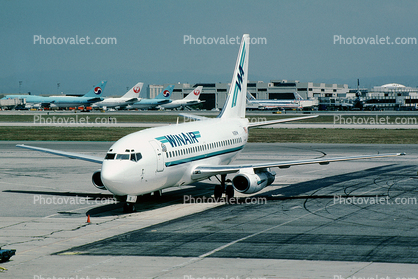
[232,169,276,194]
[92,170,106,190]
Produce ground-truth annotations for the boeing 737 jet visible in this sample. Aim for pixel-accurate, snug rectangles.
[128,85,174,110]
[17,35,404,212]
[92,82,143,110]
[159,86,203,110]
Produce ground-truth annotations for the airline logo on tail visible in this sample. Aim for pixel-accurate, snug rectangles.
[133,86,141,94]
[94,87,102,95]
[163,90,170,97]
[193,88,201,96]
[232,41,246,108]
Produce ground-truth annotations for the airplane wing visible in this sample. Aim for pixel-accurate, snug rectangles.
[86,97,104,103]
[248,115,318,128]
[16,144,103,164]
[156,99,171,104]
[126,97,140,103]
[192,153,405,177]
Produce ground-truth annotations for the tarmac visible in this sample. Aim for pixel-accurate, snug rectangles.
[0,141,417,278]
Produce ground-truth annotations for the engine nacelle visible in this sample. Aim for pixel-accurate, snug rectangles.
[92,170,107,190]
[232,170,276,194]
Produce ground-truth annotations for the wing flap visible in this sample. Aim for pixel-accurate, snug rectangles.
[16,144,103,164]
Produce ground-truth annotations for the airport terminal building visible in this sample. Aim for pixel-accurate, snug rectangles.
[149,80,349,110]
[147,81,418,111]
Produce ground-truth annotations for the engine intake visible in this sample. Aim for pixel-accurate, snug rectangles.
[232,170,275,194]
[92,170,107,190]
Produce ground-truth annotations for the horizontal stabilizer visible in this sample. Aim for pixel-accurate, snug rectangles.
[248,115,318,128]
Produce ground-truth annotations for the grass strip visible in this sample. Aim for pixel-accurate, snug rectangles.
[1,126,417,144]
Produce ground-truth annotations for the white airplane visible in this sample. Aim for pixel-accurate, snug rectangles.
[17,34,404,212]
[246,92,315,110]
[92,82,144,110]
[159,86,203,110]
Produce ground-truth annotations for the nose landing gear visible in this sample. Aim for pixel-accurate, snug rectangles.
[123,202,136,213]
[122,190,163,213]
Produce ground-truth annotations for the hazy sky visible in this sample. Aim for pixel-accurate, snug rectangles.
[1,0,417,96]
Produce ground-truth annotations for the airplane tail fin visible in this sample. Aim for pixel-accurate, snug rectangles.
[122,82,144,98]
[247,92,256,100]
[154,85,174,100]
[218,34,250,119]
[183,86,203,100]
[83,81,107,97]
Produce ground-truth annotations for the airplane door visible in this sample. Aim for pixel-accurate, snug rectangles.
[149,140,164,172]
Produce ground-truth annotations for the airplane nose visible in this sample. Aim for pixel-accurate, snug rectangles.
[101,161,138,196]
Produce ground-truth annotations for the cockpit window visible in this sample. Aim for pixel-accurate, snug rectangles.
[130,153,142,162]
[105,152,141,161]
[105,153,116,160]
[116,154,130,160]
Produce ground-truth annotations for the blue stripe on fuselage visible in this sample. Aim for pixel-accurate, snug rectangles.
[165,145,244,167]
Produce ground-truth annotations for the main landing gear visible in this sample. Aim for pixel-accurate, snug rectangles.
[214,174,235,203]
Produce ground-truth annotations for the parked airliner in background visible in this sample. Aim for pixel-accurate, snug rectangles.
[48,80,107,108]
[246,92,316,110]
[92,82,143,110]
[128,85,174,110]
[1,93,49,109]
[159,86,203,110]
[2,81,107,109]
[17,34,404,212]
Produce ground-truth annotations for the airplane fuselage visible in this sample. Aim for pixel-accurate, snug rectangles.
[160,99,202,109]
[92,97,139,108]
[49,96,103,108]
[101,117,249,196]
[129,99,171,109]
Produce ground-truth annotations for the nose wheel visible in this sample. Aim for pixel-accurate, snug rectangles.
[123,202,136,213]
